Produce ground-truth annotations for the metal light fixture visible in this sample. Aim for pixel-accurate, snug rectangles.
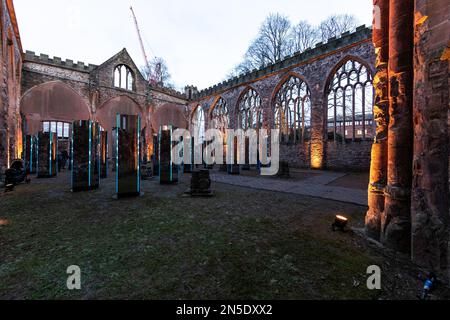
[4,184,14,192]
[332,215,349,232]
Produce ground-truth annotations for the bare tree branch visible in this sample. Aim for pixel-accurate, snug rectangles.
[235,13,292,72]
[142,57,174,88]
[318,14,359,42]
[289,20,319,53]
[228,13,359,80]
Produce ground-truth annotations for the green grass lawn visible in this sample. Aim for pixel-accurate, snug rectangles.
[0,172,442,300]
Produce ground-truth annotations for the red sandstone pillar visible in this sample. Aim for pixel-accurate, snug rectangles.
[366,0,390,240]
[381,0,415,253]
[411,0,450,273]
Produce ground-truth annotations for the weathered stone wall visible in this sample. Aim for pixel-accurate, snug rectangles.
[22,58,92,109]
[15,22,378,175]
[279,143,311,168]
[365,0,450,280]
[20,49,188,158]
[411,0,450,276]
[326,140,373,171]
[0,0,22,172]
[18,25,376,172]
[190,26,375,171]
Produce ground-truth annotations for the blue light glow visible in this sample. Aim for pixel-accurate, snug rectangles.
[49,133,52,175]
[137,116,141,193]
[116,114,119,195]
[88,120,92,187]
[36,135,39,176]
[71,125,74,189]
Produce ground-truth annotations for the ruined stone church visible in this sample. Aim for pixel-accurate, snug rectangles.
[0,0,449,277]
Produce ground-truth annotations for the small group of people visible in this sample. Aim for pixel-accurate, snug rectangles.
[58,149,70,172]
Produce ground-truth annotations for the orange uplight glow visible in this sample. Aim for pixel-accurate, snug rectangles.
[17,130,23,159]
[147,144,152,159]
[332,214,349,232]
[310,143,323,170]
[0,219,10,226]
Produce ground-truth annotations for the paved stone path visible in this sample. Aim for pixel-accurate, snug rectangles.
[210,171,368,206]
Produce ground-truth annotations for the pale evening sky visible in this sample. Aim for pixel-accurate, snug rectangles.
[14,0,373,91]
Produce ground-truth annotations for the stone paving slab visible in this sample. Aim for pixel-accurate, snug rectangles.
[303,171,348,185]
[210,173,368,206]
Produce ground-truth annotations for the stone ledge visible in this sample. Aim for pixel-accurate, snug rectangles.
[24,50,98,72]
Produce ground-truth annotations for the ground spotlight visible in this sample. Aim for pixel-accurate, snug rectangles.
[4,183,14,193]
[332,215,349,232]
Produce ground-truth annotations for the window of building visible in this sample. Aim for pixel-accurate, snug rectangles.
[274,75,311,143]
[326,59,374,141]
[211,97,229,132]
[114,65,134,91]
[237,88,263,130]
[42,121,70,139]
[192,106,206,144]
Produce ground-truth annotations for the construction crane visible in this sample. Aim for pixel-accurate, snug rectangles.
[130,6,159,86]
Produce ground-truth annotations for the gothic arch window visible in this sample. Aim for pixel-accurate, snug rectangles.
[326,59,374,141]
[210,97,229,132]
[192,105,206,144]
[237,88,263,130]
[274,75,311,143]
[114,65,134,91]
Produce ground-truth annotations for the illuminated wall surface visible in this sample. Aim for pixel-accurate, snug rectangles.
[116,114,141,197]
[24,135,37,174]
[37,132,57,178]
[100,131,108,179]
[71,120,100,192]
[159,126,179,184]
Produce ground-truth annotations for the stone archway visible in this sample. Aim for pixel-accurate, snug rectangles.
[151,103,188,132]
[96,95,144,132]
[20,81,91,135]
[96,95,146,162]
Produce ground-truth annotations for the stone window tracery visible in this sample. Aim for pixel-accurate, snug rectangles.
[237,88,263,130]
[192,106,206,144]
[114,65,134,91]
[210,97,229,132]
[274,75,311,143]
[326,59,374,141]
